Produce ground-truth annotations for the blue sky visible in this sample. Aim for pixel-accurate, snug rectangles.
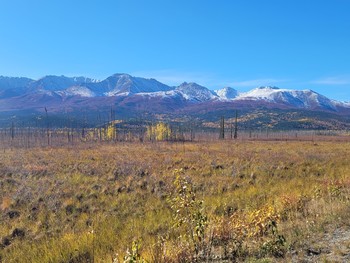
[1,0,350,101]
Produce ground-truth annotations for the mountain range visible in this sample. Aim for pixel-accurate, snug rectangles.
[0,73,349,112]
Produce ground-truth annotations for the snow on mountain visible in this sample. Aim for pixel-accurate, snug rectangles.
[343,101,350,107]
[237,86,282,101]
[61,86,96,97]
[99,74,133,96]
[235,86,337,110]
[332,100,350,108]
[72,77,100,83]
[28,75,97,92]
[94,74,172,96]
[299,89,337,110]
[136,82,218,102]
[176,82,217,101]
[137,90,181,99]
[215,87,238,100]
[0,74,349,112]
[0,74,172,97]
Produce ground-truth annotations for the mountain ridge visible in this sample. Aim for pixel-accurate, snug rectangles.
[0,73,349,114]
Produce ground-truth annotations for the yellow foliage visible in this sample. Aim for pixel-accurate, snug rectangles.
[147,122,172,141]
[228,205,280,241]
[106,123,116,140]
[247,205,280,238]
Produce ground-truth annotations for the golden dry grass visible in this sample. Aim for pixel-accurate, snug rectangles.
[0,140,349,262]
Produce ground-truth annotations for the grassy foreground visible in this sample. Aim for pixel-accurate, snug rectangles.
[0,140,350,262]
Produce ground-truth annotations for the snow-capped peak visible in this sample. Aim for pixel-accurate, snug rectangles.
[238,86,284,100]
[176,82,217,101]
[215,87,238,100]
[99,73,172,96]
[1,74,349,112]
[235,86,337,110]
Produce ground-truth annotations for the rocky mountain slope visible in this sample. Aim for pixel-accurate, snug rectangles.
[0,74,349,118]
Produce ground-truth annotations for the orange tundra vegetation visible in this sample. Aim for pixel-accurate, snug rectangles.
[0,140,350,262]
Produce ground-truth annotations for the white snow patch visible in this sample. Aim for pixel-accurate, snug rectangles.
[64,86,96,97]
[137,90,179,98]
[215,87,238,100]
[176,82,217,101]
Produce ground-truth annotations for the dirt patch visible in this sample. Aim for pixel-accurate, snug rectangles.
[292,227,350,262]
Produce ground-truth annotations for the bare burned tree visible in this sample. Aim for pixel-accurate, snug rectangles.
[219,116,225,140]
[234,110,238,139]
[11,121,15,141]
[45,107,50,146]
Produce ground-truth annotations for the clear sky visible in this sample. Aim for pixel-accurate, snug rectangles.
[1,0,350,101]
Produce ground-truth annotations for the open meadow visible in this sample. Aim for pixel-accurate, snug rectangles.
[1,138,350,262]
